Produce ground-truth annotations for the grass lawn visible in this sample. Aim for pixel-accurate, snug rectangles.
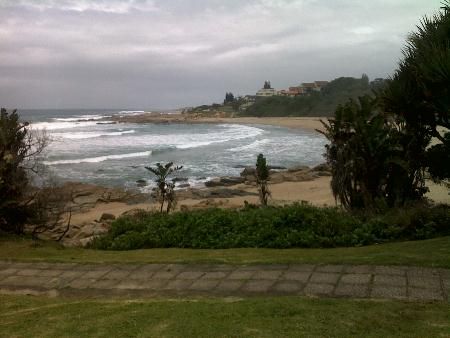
[0,236,449,268]
[0,295,449,337]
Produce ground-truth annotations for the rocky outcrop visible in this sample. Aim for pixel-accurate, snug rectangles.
[205,176,245,187]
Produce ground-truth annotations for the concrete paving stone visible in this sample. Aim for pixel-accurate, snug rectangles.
[334,283,369,298]
[67,278,97,289]
[215,280,245,292]
[115,280,147,290]
[80,270,110,279]
[127,271,156,280]
[304,283,335,296]
[189,279,220,291]
[8,262,33,269]
[371,285,407,299]
[374,266,406,276]
[91,279,120,289]
[407,267,440,277]
[0,262,13,269]
[316,265,344,273]
[251,270,283,280]
[309,272,340,284]
[59,270,85,279]
[227,270,255,280]
[164,279,194,291]
[340,273,371,285]
[101,270,131,280]
[272,281,303,293]
[409,287,444,301]
[281,271,311,282]
[140,279,166,290]
[408,276,441,289]
[236,265,288,271]
[0,275,24,286]
[138,264,167,272]
[16,269,42,276]
[202,265,235,272]
[288,264,316,272]
[152,271,180,279]
[43,263,78,270]
[241,280,275,293]
[38,270,64,277]
[26,262,53,270]
[163,264,188,272]
[6,276,52,287]
[201,271,229,279]
[177,271,205,280]
[374,275,406,286]
[0,268,18,276]
[344,265,374,274]
[115,264,141,271]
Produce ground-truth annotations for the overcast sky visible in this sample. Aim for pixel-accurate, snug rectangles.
[0,0,442,109]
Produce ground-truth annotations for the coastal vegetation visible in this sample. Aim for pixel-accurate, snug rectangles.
[91,203,450,250]
[242,75,378,117]
[145,162,182,213]
[0,108,48,234]
[255,153,270,206]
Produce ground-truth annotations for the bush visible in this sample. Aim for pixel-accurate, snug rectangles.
[91,203,450,250]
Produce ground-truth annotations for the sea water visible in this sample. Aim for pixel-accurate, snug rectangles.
[20,109,327,191]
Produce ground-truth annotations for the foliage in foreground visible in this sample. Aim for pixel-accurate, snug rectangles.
[0,108,48,234]
[92,203,450,250]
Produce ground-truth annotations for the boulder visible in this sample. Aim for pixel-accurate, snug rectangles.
[312,163,331,172]
[240,167,256,177]
[99,213,116,222]
[136,179,147,187]
[205,176,245,187]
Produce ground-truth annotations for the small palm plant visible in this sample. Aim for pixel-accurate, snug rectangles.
[145,162,183,213]
[255,153,271,206]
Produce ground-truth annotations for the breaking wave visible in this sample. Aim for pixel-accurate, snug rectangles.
[44,151,152,165]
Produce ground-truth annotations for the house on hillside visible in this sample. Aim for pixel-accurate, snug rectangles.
[256,81,277,97]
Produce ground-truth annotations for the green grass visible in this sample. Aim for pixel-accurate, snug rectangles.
[1,236,449,268]
[0,295,449,337]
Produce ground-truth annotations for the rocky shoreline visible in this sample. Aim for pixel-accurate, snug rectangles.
[31,163,332,247]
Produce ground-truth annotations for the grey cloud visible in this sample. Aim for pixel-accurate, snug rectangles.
[0,0,443,109]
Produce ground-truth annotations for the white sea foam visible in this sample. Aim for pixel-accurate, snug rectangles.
[31,120,113,130]
[44,151,152,165]
[53,130,135,139]
[228,139,270,152]
[53,114,110,122]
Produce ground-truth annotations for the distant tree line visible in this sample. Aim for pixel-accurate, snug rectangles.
[243,75,384,117]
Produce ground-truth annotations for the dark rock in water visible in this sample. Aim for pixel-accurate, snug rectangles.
[233,164,250,169]
[268,165,287,170]
[172,177,188,182]
[96,121,117,125]
[136,179,147,187]
[197,177,207,180]
[287,165,310,172]
[99,213,116,222]
[178,183,190,188]
[129,165,139,169]
[205,176,245,187]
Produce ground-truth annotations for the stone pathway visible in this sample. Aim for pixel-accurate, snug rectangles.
[0,261,448,302]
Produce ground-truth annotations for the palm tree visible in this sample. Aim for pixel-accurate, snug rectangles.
[255,153,271,206]
[145,162,182,213]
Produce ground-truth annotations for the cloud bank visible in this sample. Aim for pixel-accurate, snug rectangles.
[0,0,442,109]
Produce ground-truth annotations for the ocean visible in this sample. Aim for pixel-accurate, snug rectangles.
[20,109,327,191]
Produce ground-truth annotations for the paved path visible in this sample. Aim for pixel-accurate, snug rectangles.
[0,261,448,302]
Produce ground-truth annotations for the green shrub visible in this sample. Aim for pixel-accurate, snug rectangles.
[91,203,450,250]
